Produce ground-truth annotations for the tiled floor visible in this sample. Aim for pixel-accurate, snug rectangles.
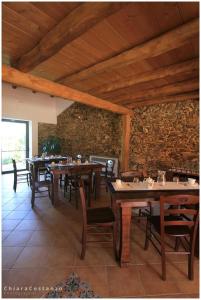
[2,174,199,298]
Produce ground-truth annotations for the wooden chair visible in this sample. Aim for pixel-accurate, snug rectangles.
[144,194,199,280]
[64,167,93,209]
[120,169,152,220]
[12,159,31,192]
[100,159,115,181]
[31,165,52,208]
[79,179,117,260]
[97,159,115,192]
[38,166,50,181]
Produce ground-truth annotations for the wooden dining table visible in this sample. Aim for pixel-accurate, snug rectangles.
[108,180,199,267]
[48,162,103,206]
[27,156,67,181]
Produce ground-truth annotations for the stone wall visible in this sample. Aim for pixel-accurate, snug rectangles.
[38,100,199,174]
[56,103,122,159]
[129,100,199,174]
[38,123,57,154]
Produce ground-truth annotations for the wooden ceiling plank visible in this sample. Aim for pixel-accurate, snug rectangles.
[31,2,81,22]
[14,3,127,72]
[91,58,199,95]
[4,2,56,33]
[2,65,132,116]
[128,91,199,108]
[2,4,42,40]
[114,78,199,105]
[61,18,199,85]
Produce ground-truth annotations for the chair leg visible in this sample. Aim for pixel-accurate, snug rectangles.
[29,173,32,189]
[174,237,180,251]
[48,184,51,199]
[13,176,17,192]
[144,218,151,250]
[69,185,72,202]
[31,186,35,208]
[81,226,87,260]
[75,186,78,209]
[105,178,108,192]
[26,173,29,186]
[86,184,91,207]
[188,251,194,280]
[113,222,118,260]
[59,174,62,187]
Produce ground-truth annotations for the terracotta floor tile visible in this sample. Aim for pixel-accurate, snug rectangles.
[4,210,29,220]
[2,211,13,218]
[52,232,80,248]
[2,247,24,269]
[27,230,55,246]
[138,263,182,296]
[2,219,21,231]
[2,203,20,211]
[46,247,76,268]
[3,230,34,247]
[34,220,54,231]
[13,246,49,268]
[1,174,199,299]
[14,219,40,231]
[130,241,161,265]
[14,203,32,211]
[2,230,12,241]
[2,268,41,298]
[33,267,75,297]
[74,245,117,267]
[107,265,145,297]
[23,210,44,220]
[74,266,109,297]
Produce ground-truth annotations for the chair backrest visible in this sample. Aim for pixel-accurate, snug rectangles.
[105,159,115,175]
[160,194,199,235]
[12,159,17,172]
[79,179,88,228]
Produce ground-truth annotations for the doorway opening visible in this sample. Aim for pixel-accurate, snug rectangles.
[1,118,29,173]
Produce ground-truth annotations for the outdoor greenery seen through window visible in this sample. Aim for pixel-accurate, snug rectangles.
[1,121,27,172]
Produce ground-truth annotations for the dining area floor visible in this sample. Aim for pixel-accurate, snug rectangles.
[2,174,199,298]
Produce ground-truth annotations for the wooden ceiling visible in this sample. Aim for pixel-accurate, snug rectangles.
[2,2,199,109]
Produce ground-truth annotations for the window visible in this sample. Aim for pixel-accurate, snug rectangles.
[1,119,29,173]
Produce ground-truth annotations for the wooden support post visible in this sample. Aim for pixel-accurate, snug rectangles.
[121,114,131,172]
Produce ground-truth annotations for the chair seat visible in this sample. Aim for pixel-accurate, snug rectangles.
[87,207,115,224]
[150,215,191,236]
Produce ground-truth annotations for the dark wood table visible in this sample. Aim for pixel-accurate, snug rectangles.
[108,180,199,267]
[49,162,103,206]
[27,156,67,181]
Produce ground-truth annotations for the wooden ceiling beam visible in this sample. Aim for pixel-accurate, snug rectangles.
[91,58,199,95]
[61,18,199,85]
[128,92,199,108]
[2,65,132,116]
[113,78,199,104]
[14,3,126,72]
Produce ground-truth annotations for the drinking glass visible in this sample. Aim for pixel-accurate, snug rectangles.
[133,177,139,183]
[173,176,179,184]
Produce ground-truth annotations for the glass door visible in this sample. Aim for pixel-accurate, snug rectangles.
[1,119,29,173]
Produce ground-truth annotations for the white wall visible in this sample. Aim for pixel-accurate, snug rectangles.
[2,82,73,155]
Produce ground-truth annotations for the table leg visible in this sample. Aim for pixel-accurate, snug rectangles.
[120,206,132,267]
[52,173,60,206]
[95,171,101,199]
